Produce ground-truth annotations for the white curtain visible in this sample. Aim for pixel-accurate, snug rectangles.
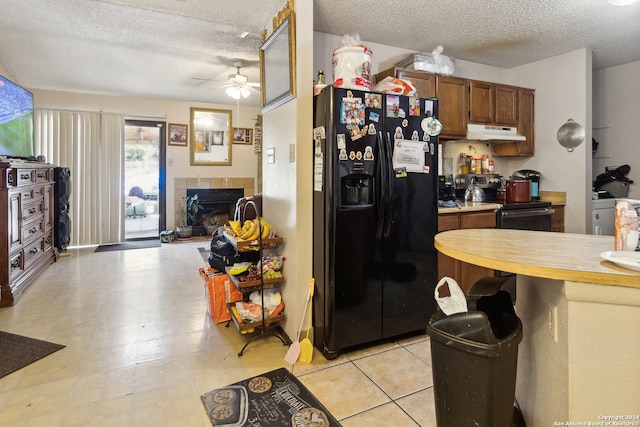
[34,110,124,246]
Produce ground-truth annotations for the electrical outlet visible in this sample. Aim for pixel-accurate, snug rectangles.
[548,304,559,343]
[289,144,295,162]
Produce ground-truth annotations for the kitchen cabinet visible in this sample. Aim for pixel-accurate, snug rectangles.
[492,88,535,156]
[469,82,519,126]
[1,162,56,306]
[551,205,565,232]
[438,209,496,293]
[375,67,533,154]
[436,76,468,139]
[373,68,436,98]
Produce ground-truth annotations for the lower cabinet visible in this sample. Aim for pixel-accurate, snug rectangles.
[438,210,496,294]
[551,205,565,232]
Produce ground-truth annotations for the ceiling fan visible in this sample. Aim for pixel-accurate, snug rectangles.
[218,61,261,99]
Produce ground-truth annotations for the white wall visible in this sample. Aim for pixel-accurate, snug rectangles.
[30,89,261,228]
[262,0,314,342]
[593,60,640,199]
[507,49,592,233]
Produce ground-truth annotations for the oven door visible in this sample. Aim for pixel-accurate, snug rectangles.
[497,207,554,231]
[496,206,554,302]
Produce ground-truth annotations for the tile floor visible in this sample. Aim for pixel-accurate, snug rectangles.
[0,239,437,426]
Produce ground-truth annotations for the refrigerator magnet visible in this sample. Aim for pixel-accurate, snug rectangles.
[336,134,346,150]
[368,123,376,135]
[339,149,348,160]
[408,97,421,116]
[402,119,408,128]
[364,146,374,160]
[424,100,434,117]
[412,130,419,141]
[365,93,382,109]
[393,127,404,141]
[394,167,407,178]
[386,95,400,117]
[368,111,380,123]
[422,117,442,136]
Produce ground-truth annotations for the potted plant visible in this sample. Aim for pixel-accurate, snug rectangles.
[175,194,203,239]
[205,215,221,236]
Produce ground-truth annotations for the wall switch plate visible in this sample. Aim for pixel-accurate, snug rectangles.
[266,147,275,164]
[168,158,174,167]
[289,144,295,162]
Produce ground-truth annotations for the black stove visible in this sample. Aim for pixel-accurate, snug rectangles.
[499,200,551,210]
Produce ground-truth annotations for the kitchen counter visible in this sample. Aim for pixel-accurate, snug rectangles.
[437,201,500,214]
[435,228,640,426]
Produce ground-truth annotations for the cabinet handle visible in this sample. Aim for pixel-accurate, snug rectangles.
[20,173,30,180]
[29,207,37,214]
[11,259,21,268]
[29,227,38,234]
[30,247,39,254]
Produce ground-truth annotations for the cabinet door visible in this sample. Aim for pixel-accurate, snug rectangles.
[495,85,519,126]
[551,205,565,232]
[460,211,496,229]
[396,70,436,98]
[492,88,535,157]
[43,184,53,231]
[9,191,22,251]
[469,81,494,123]
[436,76,468,138]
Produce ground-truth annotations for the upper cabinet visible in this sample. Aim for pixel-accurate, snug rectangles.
[469,82,519,126]
[374,68,534,156]
[436,76,468,139]
[492,88,535,156]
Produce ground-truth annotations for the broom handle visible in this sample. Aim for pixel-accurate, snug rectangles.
[305,282,314,340]
[296,282,312,341]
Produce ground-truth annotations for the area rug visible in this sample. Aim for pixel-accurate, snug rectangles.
[198,247,210,264]
[94,239,161,252]
[201,367,341,426]
[0,331,65,379]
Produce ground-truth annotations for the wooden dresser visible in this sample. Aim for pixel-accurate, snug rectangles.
[0,161,56,306]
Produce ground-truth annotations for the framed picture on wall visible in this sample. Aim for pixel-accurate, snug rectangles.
[233,127,253,145]
[168,123,188,146]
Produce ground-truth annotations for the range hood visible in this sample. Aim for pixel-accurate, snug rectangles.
[465,124,526,142]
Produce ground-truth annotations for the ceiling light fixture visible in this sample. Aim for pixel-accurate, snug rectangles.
[607,0,638,5]
[225,86,250,99]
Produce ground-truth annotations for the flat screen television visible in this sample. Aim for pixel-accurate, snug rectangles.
[0,75,35,159]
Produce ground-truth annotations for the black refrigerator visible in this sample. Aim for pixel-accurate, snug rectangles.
[312,86,440,359]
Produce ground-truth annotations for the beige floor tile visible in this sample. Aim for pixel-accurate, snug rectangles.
[339,402,420,427]
[403,338,433,366]
[353,347,434,399]
[0,240,440,426]
[296,363,390,420]
[396,388,438,427]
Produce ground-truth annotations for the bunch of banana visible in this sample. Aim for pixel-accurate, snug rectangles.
[234,217,273,242]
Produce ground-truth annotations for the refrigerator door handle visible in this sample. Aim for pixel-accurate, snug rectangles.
[376,131,387,239]
[382,131,394,238]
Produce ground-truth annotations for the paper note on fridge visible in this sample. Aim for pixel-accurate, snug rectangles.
[392,139,427,173]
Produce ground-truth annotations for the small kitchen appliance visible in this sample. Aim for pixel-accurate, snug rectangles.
[512,169,542,200]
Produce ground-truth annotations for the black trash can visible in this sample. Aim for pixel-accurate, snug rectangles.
[427,279,523,427]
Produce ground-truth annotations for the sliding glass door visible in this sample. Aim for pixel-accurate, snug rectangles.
[124,120,166,239]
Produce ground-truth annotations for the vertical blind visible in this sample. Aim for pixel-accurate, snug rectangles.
[34,110,124,246]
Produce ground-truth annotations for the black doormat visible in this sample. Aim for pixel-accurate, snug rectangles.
[198,247,210,264]
[201,367,341,426]
[0,331,65,379]
[94,239,161,252]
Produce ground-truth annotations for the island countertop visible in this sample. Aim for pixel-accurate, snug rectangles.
[435,228,640,289]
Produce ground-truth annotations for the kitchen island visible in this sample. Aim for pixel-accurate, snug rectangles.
[434,229,640,427]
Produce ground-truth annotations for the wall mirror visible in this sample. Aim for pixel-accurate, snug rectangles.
[190,108,232,165]
[260,13,296,112]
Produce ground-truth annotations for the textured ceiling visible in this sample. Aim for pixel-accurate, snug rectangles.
[1,0,639,107]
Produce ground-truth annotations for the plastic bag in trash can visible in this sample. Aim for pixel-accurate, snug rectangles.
[434,276,467,316]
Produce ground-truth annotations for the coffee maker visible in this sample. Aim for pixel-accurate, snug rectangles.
[512,169,542,200]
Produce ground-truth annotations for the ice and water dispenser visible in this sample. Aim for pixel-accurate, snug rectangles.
[341,175,372,206]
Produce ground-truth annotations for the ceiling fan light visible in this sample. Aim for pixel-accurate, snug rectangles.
[225,86,241,99]
[240,87,250,98]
